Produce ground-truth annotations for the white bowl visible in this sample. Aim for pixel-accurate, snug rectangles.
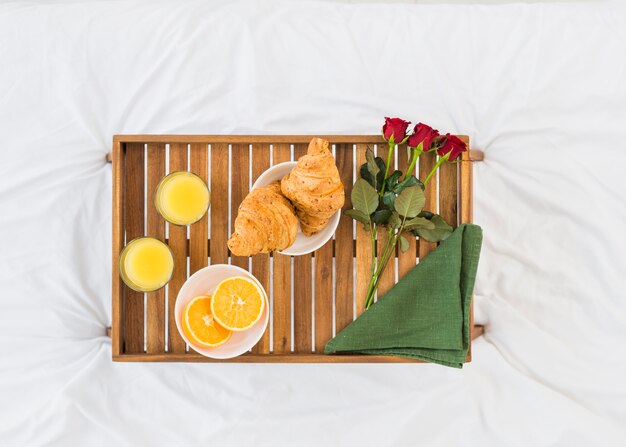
[175,264,268,359]
[252,161,341,256]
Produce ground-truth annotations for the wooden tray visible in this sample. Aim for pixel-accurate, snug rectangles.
[111,135,477,363]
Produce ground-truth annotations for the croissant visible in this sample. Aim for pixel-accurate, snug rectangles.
[227,181,298,256]
[281,138,345,236]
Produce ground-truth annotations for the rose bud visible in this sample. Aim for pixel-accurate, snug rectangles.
[407,123,439,150]
[437,134,467,161]
[382,117,411,144]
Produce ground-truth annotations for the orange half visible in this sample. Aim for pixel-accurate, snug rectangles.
[183,295,232,348]
[210,276,265,331]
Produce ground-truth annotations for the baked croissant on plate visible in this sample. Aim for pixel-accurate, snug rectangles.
[281,138,345,236]
[227,181,298,256]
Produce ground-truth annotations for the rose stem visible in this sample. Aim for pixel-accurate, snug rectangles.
[379,142,395,197]
[423,152,450,185]
[404,142,423,181]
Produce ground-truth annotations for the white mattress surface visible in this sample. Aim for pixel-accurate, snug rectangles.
[1,1,626,445]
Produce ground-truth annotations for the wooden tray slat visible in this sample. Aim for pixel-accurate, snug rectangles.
[272,143,292,353]
[397,143,418,278]
[146,143,166,354]
[230,143,250,270]
[189,143,209,276]
[460,141,474,359]
[167,143,189,354]
[111,139,125,356]
[460,143,472,225]
[334,143,354,333]
[112,135,475,363]
[123,143,145,354]
[115,353,425,363]
[354,144,370,317]
[375,143,396,299]
[250,143,271,354]
[419,150,438,259]
[439,161,458,229]
[210,144,229,265]
[292,143,313,353]
[314,240,333,351]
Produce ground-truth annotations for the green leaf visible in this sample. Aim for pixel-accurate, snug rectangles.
[414,214,453,242]
[388,211,402,229]
[394,185,425,218]
[403,216,435,231]
[385,170,402,191]
[351,178,379,215]
[418,210,434,219]
[365,148,379,177]
[382,192,396,210]
[371,209,392,224]
[374,157,386,192]
[359,163,375,187]
[399,235,410,252]
[345,209,370,225]
[393,175,424,194]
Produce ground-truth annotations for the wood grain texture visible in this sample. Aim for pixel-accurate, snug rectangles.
[292,143,313,353]
[272,143,292,353]
[460,137,474,359]
[167,143,188,354]
[469,149,484,161]
[112,135,475,363]
[107,148,484,166]
[376,225,395,298]
[375,144,396,298]
[397,143,418,279]
[419,150,438,260]
[115,353,423,363]
[354,144,372,317]
[115,353,422,363]
[123,143,145,354]
[334,143,354,332]
[189,143,209,275]
[116,135,388,144]
[229,143,250,270]
[115,324,483,363]
[111,141,124,356]
[146,143,166,354]
[250,143,271,354]
[210,144,229,265]
[460,138,472,225]
[314,240,333,351]
[439,160,458,229]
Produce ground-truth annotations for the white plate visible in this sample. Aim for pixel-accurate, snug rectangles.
[251,161,341,256]
[175,264,268,359]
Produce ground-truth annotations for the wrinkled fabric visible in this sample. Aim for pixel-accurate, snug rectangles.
[1,1,626,446]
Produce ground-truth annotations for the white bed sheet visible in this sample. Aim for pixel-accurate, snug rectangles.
[1,1,626,445]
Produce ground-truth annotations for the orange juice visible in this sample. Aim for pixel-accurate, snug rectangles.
[119,237,174,292]
[155,171,210,225]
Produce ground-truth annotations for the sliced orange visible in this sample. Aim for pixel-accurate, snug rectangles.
[210,276,265,331]
[183,295,232,348]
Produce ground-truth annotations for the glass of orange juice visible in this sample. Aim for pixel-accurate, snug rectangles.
[119,237,174,292]
[155,171,210,226]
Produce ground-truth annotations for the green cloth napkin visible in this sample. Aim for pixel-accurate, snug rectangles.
[324,224,483,368]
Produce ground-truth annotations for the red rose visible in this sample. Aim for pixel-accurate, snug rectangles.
[407,123,439,150]
[437,134,467,161]
[382,117,410,144]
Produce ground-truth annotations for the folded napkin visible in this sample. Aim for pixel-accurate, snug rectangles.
[324,224,483,368]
